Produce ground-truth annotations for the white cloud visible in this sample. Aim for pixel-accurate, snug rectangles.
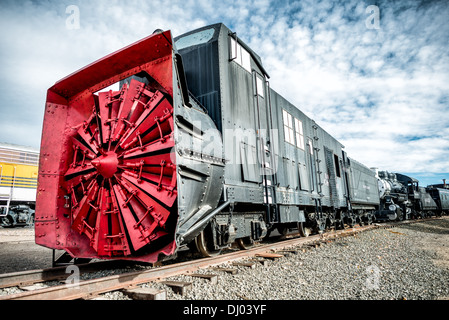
[0,0,447,182]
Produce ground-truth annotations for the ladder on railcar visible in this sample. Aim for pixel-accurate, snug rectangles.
[324,146,339,208]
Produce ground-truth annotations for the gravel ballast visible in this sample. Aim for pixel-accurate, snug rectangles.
[1,218,448,300]
[115,218,449,300]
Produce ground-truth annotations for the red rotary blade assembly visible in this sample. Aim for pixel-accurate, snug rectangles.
[36,31,179,263]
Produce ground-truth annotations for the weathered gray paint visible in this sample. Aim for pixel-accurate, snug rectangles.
[174,23,380,228]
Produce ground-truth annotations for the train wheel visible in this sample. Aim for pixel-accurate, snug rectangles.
[365,213,373,225]
[236,237,258,250]
[277,225,288,237]
[26,213,35,227]
[195,230,222,257]
[314,217,326,234]
[327,211,336,228]
[298,222,311,237]
[346,216,355,228]
[337,218,345,230]
[335,212,345,230]
[395,210,403,222]
[0,215,14,228]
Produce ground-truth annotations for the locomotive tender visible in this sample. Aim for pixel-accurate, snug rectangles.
[35,23,445,263]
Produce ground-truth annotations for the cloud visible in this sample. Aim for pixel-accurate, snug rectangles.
[0,0,447,184]
[0,0,209,147]
[243,0,449,179]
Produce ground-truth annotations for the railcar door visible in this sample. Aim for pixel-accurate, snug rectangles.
[306,138,318,194]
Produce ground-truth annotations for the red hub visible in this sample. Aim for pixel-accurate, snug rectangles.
[91,151,118,179]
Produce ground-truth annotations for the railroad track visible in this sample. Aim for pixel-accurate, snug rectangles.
[0,217,440,300]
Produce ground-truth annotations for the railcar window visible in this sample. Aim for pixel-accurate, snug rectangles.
[0,148,39,166]
[175,28,215,50]
[283,110,295,145]
[294,118,304,150]
[256,76,264,98]
[241,47,251,72]
[230,37,251,73]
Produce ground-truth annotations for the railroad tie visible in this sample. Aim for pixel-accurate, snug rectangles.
[161,280,192,295]
[18,283,49,291]
[276,249,299,256]
[212,267,238,275]
[251,257,269,267]
[232,261,256,269]
[190,273,218,284]
[122,287,166,300]
[255,253,284,260]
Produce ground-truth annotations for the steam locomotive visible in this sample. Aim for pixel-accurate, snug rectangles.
[35,23,448,263]
[374,170,448,221]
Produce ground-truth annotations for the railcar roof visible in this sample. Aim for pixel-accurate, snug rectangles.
[174,23,270,78]
[0,142,39,154]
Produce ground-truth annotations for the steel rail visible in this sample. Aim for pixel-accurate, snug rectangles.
[0,260,132,289]
[0,217,442,300]
[0,225,374,300]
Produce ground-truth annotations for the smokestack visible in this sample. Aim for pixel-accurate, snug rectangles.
[444,179,447,188]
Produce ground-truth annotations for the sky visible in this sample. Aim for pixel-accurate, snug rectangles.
[0,0,448,186]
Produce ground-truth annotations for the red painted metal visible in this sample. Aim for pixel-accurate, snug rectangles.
[36,31,178,262]
[91,151,119,179]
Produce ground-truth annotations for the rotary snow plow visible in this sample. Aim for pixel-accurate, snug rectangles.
[35,30,224,263]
